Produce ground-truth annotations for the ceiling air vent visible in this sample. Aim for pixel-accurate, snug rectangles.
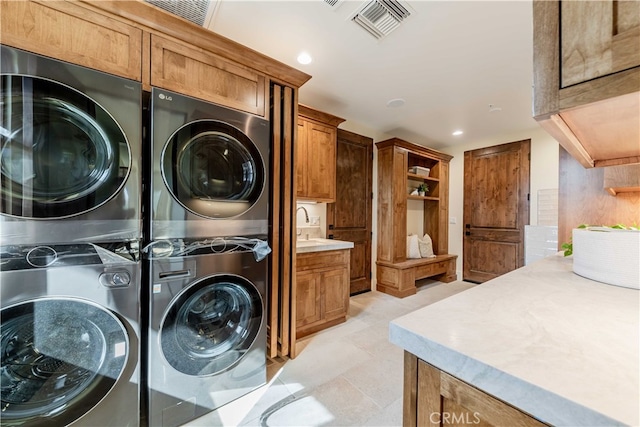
[351,0,411,40]
[146,0,213,26]
[324,0,341,7]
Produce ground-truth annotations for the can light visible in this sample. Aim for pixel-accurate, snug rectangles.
[297,52,312,65]
[452,130,464,136]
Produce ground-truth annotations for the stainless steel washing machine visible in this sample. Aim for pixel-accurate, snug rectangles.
[146,237,268,427]
[0,242,141,426]
[148,88,269,240]
[0,46,142,245]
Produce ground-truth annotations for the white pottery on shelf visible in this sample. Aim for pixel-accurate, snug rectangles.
[572,227,640,290]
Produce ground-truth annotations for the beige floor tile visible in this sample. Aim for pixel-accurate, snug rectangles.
[184,280,473,427]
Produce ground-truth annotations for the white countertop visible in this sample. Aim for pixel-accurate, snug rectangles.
[389,254,639,426]
[295,238,354,254]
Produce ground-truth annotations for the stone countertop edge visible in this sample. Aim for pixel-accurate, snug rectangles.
[295,239,354,254]
[388,254,638,426]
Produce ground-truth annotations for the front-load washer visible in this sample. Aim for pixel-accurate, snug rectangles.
[149,88,269,240]
[145,237,268,427]
[0,241,141,426]
[0,45,141,245]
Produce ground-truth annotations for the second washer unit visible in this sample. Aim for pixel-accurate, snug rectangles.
[146,237,268,427]
[148,88,270,240]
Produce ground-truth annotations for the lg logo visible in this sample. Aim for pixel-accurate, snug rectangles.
[158,93,173,101]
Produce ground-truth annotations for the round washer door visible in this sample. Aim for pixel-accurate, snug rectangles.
[161,120,265,219]
[0,298,130,426]
[160,274,263,376]
[0,75,131,218]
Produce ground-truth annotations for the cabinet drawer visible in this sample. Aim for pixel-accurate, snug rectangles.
[1,1,142,80]
[296,250,349,272]
[150,35,266,116]
[415,260,448,279]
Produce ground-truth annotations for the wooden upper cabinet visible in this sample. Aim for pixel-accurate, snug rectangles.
[150,35,266,116]
[533,0,640,168]
[561,1,640,87]
[296,105,345,202]
[0,1,142,81]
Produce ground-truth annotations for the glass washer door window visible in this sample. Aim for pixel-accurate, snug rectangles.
[0,75,131,219]
[162,120,265,219]
[160,275,263,376]
[0,298,129,427]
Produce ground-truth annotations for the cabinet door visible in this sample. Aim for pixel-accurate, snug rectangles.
[296,118,337,202]
[561,0,640,87]
[150,35,266,116]
[321,267,350,321]
[296,119,309,198]
[295,271,322,328]
[307,121,337,201]
[0,1,142,80]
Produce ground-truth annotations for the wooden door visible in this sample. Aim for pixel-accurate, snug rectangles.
[327,129,373,295]
[463,140,530,283]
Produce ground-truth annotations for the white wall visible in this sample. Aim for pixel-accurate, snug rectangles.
[440,126,560,279]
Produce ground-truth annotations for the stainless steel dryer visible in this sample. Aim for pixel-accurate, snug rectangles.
[146,237,268,427]
[149,88,269,240]
[0,242,141,426]
[0,46,142,245]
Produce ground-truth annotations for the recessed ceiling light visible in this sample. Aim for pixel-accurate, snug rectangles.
[386,98,405,108]
[452,130,464,136]
[297,52,312,65]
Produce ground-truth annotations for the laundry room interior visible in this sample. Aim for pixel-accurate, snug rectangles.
[1,1,639,427]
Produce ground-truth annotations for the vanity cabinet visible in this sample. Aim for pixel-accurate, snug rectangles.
[296,249,350,338]
[296,105,345,202]
[533,0,640,168]
[0,1,142,81]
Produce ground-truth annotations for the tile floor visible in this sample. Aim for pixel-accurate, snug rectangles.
[186,279,475,427]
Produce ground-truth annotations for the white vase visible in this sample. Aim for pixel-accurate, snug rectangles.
[572,227,640,289]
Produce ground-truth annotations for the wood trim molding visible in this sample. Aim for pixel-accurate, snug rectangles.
[298,104,346,127]
[375,138,454,162]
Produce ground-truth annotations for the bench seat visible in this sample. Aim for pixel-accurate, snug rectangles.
[376,254,458,298]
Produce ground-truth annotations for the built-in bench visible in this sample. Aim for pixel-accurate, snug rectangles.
[376,254,458,298]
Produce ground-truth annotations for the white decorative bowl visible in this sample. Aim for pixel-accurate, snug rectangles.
[572,227,640,290]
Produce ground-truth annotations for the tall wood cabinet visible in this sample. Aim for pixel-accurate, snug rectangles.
[296,105,345,202]
[376,138,457,298]
[533,0,640,168]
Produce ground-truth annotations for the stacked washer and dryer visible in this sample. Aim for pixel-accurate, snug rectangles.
[143,88,271,426]
[0,46,142,426]
[0,45,270,427]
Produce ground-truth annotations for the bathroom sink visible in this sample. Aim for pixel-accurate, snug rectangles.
[296,238,328,247]
[296,238,354,253]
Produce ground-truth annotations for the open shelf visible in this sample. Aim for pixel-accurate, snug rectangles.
[407,172,439,183]
[407,195,439,201]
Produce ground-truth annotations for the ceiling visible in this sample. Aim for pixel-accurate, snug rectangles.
[205,0,541,150]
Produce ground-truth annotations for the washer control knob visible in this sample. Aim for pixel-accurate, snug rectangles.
[100,271,131,288]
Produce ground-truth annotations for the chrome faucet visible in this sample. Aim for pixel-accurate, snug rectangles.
[296,206,310,240]
[296,206,310,224]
